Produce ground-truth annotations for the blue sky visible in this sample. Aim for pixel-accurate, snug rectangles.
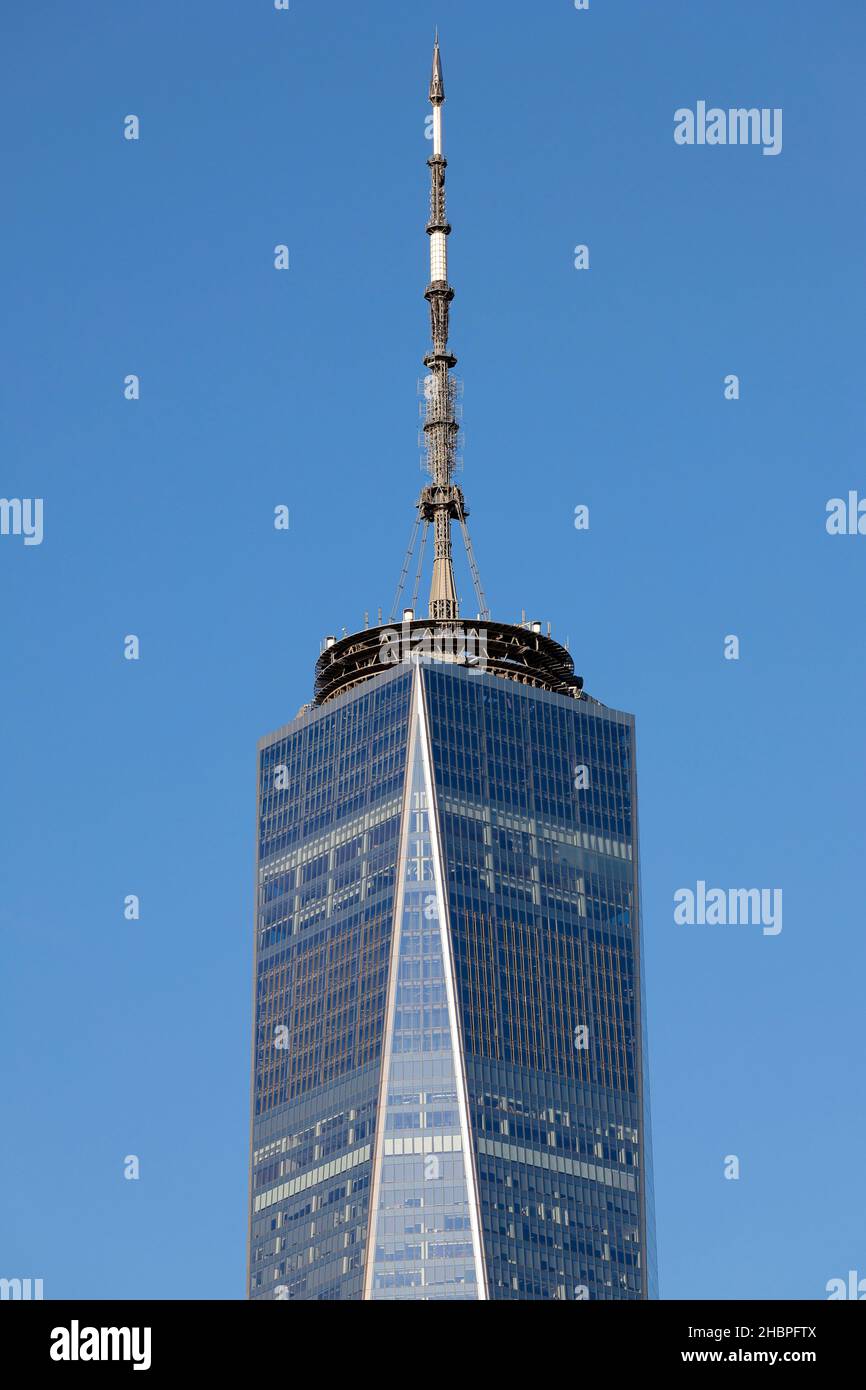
[1,0,864,1300]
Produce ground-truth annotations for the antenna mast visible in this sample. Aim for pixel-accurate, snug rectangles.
[420,33,464,621]
[390,34,489,624]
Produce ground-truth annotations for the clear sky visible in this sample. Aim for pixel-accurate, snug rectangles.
[1,0,864,1300]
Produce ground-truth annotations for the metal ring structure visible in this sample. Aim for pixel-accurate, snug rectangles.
[315,619,587,706]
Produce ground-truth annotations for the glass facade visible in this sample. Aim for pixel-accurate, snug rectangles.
[249,668,411,1300]
[248,659,655,1300]
[425,665,654,1300]
[366,680,484,1298]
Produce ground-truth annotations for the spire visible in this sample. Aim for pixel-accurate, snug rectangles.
[429,30,444,104]
[420,33,463,622]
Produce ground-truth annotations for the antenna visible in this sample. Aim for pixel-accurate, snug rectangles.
[389,34,490,626]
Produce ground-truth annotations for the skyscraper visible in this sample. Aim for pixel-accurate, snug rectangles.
[248,37,656,1301]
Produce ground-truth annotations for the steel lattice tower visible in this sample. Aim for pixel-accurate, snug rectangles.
[419,34,466,622]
